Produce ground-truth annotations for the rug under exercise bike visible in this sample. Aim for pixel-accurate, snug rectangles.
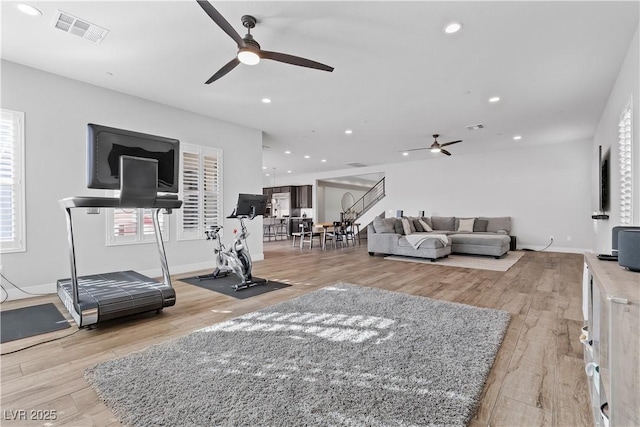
[179,274,291,299]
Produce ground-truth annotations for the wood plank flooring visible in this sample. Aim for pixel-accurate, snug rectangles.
[0,240,591,426]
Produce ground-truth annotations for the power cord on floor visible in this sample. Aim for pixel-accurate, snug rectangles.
[0,273,53,304]
[0,328,81,356]
[522,237,554,252]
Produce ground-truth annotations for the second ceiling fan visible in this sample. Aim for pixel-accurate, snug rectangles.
[196,0,334,84]
[403,134,462,156]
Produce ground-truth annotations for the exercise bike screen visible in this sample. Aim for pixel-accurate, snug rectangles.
[235,194,268,217]
[86,123,180,193]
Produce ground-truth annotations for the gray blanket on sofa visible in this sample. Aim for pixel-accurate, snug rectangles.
[404,233,449,249]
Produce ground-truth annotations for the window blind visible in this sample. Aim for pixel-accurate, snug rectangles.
[0,109,25,253]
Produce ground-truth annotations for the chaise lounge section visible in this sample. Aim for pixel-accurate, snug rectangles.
[368,215,512,261]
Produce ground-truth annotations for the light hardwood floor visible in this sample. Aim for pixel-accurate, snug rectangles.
[1,240,592,426]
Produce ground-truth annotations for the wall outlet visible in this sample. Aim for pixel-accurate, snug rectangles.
[567,236,572,242]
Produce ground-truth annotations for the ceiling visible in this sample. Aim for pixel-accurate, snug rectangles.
[2,1,639,185]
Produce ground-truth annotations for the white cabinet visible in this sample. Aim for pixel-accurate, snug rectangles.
[583,253,640,426]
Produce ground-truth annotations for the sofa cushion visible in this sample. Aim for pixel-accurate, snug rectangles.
[457,218,475,232]
[421,217,432,229]
[400,218,412,235]
[373,216,396,234]
[431,216,455,231]
[473,219,488,232]
[480,217,511,233]
[411,217,424,232]
[393,219,404,234]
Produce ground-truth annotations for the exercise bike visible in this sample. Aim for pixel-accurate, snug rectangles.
[199,194,268,291]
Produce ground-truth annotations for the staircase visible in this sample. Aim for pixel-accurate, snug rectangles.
[342,177,385,223]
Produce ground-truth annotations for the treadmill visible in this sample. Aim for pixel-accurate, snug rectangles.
[57,125,182,328]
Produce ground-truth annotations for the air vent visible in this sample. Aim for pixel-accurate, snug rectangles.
[53,11,109,43]
[344,162,368,168]
[466,124,485,131]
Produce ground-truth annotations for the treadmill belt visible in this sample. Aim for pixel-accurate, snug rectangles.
[1,303,70,343]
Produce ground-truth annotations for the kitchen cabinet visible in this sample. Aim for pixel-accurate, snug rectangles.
[294,185,312,208]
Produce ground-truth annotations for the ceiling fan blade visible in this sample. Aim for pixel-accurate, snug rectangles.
[261,50,334,72]
[196,1,245,48]
[440,140,462,147]
[441,149,452,156]
[401,147,429,153]
[205,57,240,84]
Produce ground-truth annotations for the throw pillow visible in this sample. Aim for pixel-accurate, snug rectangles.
[413,218,424,232]
[401,217,412,235]
[404,217,417,232]
[373,216,395,233]
[393,219,404,235]
[473,219,488,232]
[457,218,475,232]
[418,219,433,232]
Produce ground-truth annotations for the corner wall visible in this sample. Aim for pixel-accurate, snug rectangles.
[1,61,264,297]
[592,25,640,254]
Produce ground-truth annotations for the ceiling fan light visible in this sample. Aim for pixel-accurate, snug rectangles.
[238,49,260,65]
[430,147,442,153]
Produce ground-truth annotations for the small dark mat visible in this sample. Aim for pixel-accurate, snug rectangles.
[1,303,70,343]
[180,274,291,299]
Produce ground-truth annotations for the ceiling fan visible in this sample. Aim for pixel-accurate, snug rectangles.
[196,0,334,84]
[403,134,462,156]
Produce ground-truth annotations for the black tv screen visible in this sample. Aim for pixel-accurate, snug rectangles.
[86,123,180,193]
[599,145,610,212]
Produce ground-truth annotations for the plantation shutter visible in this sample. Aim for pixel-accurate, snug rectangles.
[107,197,168,245]
[178,144,222,240]
[618,101,633,225]
[0,109,25,253]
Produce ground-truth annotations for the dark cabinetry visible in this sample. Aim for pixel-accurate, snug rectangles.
[294,185,312,208]
[262,185,313,208]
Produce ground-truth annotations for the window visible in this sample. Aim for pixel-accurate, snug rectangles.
[178,144,222,240]
[0,109,25,253]
[107,197,168,245]
[618,99,633,225]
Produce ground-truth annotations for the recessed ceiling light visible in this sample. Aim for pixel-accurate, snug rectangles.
[304,155,310,159]
[402,152,409,156]
[345,129,353,135]
[489,96,500,103]
[444,22,462,34]
[513,135,522,140]
[261,98,271,104]
[284,150,291,154]
[265,173,270,176]
[321,159,327,163]
[17,3,42,16]
[262,166,267,169]
[287,170,292,173]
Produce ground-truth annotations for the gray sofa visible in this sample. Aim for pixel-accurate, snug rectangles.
[367,215,512,261]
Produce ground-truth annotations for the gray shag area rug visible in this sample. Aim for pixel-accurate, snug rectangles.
[85,283,510,426]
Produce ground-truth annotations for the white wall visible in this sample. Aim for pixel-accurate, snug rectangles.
[592,25,640,254]
[320,185,368,223]
[278,140,593,253]
[1,61,264,297]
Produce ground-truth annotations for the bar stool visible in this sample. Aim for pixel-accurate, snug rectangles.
[274,220,288,240]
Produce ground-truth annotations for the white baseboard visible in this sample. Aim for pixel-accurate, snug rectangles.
[517,245,590,254]
[2,253,266,302]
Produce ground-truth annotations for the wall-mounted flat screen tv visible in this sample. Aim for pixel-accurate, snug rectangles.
[598,145,610,213]
[86,124,180,193]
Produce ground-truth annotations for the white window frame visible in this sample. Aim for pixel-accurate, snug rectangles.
[1,109,26,253]
[106,193,169,246]
[618,98,633,225]
[177,144,223,241]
